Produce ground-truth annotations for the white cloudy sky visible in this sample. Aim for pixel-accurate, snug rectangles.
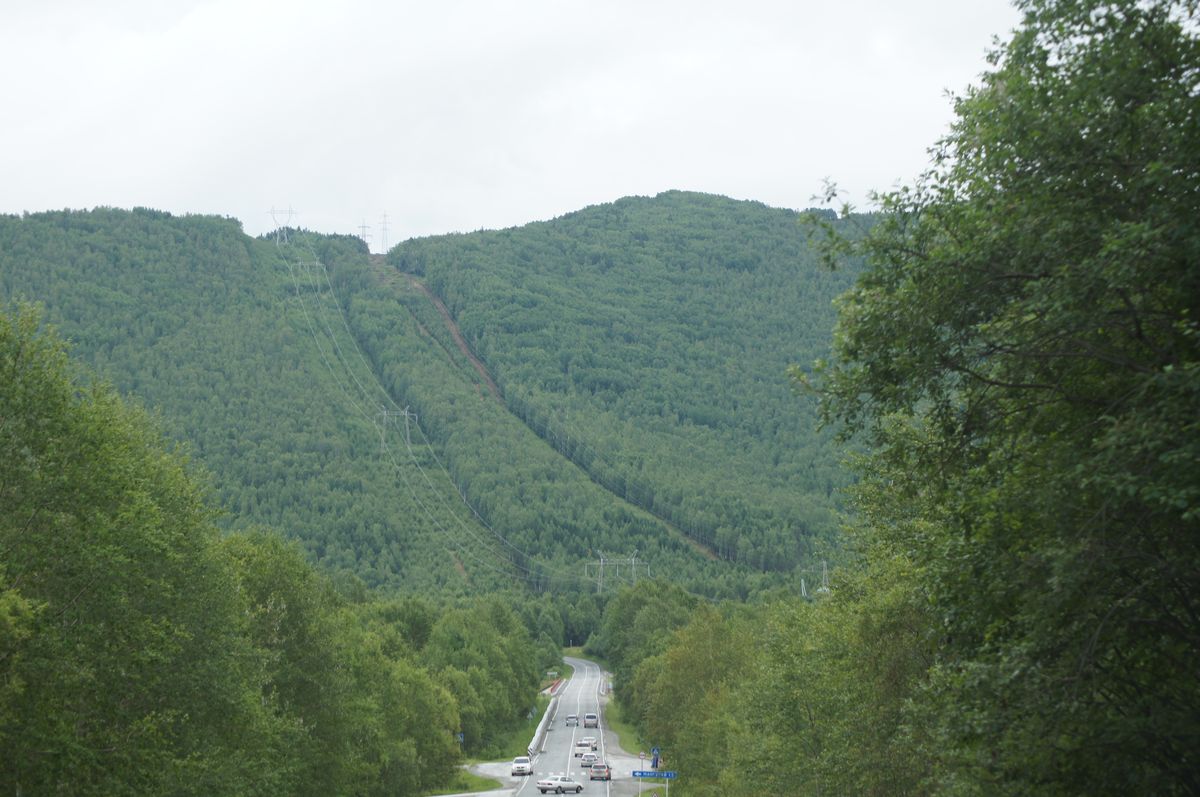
[2,0,1021,250]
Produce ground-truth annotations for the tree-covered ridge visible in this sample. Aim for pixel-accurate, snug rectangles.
[0,208,524,593]
[0,304,544,795]
[389,191,864,570]
[326,247,781,599]
[0,203,828,596]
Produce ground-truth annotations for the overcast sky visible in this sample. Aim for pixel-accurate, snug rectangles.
[2,0,1022,251]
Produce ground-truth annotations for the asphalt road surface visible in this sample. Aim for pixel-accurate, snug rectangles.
[461,656,671,797]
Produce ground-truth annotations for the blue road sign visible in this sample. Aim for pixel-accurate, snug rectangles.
[634,771,677,779]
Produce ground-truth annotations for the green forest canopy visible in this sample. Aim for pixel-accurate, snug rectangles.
[388,191,864,572]
[1,195,855,599]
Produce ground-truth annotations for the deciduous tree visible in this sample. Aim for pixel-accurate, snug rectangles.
[809,0,1200,791]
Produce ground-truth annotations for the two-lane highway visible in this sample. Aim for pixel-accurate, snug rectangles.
[498,656,648,797]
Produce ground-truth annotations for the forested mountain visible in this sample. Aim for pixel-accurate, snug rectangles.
[389,191,864,571]
[0,195,855,598]
[0,208,501,593]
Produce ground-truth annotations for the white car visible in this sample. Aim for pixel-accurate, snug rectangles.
[580,736,598,750]
[536,774,583,793]
[511,755,532,776]
[573,741,590,757]
[583,712,599,728]
[580,751,598,767]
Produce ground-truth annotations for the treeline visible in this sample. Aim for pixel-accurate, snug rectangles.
[591,1,1200,794]
[587,575,927,795]
[388,191,864,571]
[0,304,546,795]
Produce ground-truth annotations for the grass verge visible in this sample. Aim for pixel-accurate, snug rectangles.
[603,694,643,758]
[420,766,501,796]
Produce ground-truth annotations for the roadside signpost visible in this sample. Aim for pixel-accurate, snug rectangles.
[634,770,677,796]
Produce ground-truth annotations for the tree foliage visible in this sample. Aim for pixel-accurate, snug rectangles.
[0,303,286,794]
[0,303,538,794]
[808,0,1200,792]
[0,209,525,593]
[598,2,1198,795]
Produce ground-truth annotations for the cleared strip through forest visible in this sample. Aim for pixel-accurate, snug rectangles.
[403,273,504,402]
[369,258,720,562]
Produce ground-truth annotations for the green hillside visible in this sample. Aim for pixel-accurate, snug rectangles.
[389,191,863,570]
[1,195,858,597]
[0,208,503,593]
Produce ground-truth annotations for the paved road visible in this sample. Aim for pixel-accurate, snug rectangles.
[461,655,665,797]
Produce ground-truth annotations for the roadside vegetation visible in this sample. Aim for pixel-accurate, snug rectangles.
[0,304,542,796]
[593,1,1200,793]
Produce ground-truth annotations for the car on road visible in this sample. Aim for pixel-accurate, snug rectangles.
[511,755,532,776]
[564,714,578,726]
[589,762,611,781]
[536,774,583,793]
[574,741,591,757]
[583,712,598,727]
[580,735,598,750]
[580,751,598,767]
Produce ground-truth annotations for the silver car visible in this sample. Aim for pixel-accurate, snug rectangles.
[536,774,583,793]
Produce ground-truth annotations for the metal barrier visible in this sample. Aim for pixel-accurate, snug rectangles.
[528,695,558,756]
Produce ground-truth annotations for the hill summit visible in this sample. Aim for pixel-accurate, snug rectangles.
[1,193,861,595]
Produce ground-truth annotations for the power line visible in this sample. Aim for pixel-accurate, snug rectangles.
[268,205,296,243]
[279,233,594,588]
[585,551,648,594]
[278,233,823,599]
[279,240,530,580]
[293,241,581,572]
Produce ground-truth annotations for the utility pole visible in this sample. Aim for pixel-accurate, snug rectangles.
[269,205,296,244]
[379,212,390,252]
[401,406,416,445]
[815,560,831,596]
[587,552,646,592]
[377,406,418,451]
[358,218,372,250]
